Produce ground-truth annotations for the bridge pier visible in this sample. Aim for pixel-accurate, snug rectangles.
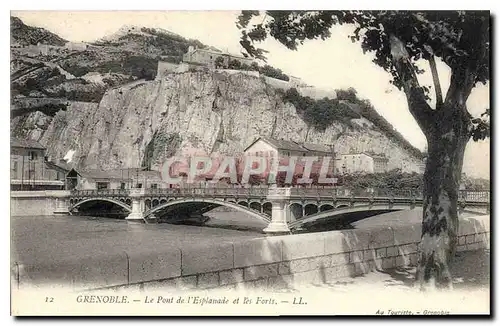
[52,191,70,215]
[263,186,291,235]
[126,188,146,220]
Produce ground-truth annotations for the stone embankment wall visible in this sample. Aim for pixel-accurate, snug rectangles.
[10,191,69,216]
[12,215,489,291]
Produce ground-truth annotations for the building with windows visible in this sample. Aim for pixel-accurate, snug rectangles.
[337,152,390,174]
[183,46,254,68]
[400,158,426,174]
[66,168,166,190]
[243,137,333,158]
[243,137,337,182]
[339,153,375,174]
[371,153,389,173]
[10,137,70,190]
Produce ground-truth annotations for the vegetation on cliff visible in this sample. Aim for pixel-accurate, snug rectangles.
[280,87,423,158]
[215,56,290,81]
[11,66,126,103]
[10,16,67,46]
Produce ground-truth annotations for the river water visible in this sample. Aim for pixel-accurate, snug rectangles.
[11,214,264,265]
[11,208,483,265]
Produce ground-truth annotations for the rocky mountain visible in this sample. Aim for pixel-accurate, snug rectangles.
[12,71,423,172]
[10,17,424,173]
[11,16,67,46]
[10,16,209,109]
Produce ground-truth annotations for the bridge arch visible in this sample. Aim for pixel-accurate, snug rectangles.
[152,199,160,208]
[262,202,272,216]
[249,201,262,212]
[145,199,152,210]
[319,204,334,212]
[304,203,319,216]
[289,202,304,220]
[289,203,417,229]
[237,201,249,207]
[144,198,271,223]
[69,197,132,213]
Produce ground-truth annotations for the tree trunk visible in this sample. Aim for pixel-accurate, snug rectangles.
[416,106,471,290]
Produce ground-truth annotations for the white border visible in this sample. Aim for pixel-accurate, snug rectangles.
[2,1,497,324]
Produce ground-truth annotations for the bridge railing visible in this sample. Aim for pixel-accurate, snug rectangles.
[458,190,490,203]
[144,186,270,197]
[289,187,424,199]
[70,189,130,197]
[69,187,489,204]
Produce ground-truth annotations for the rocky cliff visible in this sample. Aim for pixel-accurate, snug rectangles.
[11,71,423,171]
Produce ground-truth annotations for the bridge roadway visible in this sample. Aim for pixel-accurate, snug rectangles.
[67,186,490,234]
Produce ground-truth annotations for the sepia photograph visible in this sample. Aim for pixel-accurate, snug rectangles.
[9,8,491,316]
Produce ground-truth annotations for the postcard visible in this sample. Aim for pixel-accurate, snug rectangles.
[10,10,490,316]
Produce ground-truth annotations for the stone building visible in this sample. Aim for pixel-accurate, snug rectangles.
[182,46,254,68]
[370,153,389,173]
[10,137,69,190]
[64,41,89,51]
[243,137,333,158]
[339,153,375,174]
[67,168,166,190]
[401,158,426,174]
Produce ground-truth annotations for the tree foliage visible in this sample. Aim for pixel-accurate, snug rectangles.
[340,169,423,190]
[236,11,490,287]
[281,87,357,130]
[237,10,490,138]
[214,56,225,69]
[214,55,289,81]
[281,87,424,157]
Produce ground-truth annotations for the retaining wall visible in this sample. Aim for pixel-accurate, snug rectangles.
[11,191,69,216]
[11,215,489,291]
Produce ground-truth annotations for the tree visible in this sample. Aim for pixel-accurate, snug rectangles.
[214,56,226,69]
[236,10,490,289]
[227,59,242,70]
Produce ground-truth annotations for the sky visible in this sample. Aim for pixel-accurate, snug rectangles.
[11,11,490,179]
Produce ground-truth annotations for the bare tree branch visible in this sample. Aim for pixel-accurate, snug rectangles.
[444,66,476,112]
[389,34,435,136]
[429,55,443,109]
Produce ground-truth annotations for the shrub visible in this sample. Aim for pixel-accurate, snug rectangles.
[259,64,289,81]
[214,56,225,69]
[227,59,242,70]
[281,87,424,158]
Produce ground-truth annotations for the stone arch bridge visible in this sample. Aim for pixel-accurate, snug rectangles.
[67,187,490,234]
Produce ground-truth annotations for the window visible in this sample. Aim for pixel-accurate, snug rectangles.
[137,183,143,189]
[29,151,38,161]
[150,183,158,189]
[97,182,109,190]
[120,183,126,190]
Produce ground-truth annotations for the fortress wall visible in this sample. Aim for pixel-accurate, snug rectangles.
[215,69,260,78]
[156,61,180,79]
[12,214,490,291]
[298,87,337,100]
